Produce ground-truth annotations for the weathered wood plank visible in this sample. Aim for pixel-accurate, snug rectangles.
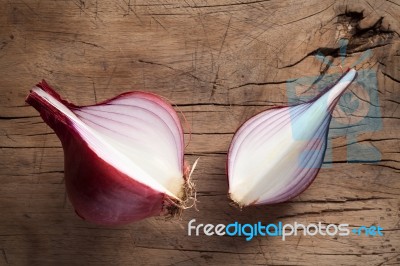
[0,0,399,265]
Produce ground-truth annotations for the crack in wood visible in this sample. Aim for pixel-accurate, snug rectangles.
[0,115,39,120]
[277,207,380,219]
[229,78,298,90]
[332,138,400,149]
[187,0,271,9]
[134,245,255,255]
[138,59,210,84]
[382,71,400,83]
[176,103,282,107]
[1,249,8,265]
[366,164,400,172]
[291,196,392,204]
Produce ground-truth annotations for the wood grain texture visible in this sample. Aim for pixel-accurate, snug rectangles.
[0,0,399,265]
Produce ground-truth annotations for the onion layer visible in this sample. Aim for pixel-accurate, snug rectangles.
[227,69,357,206]
[26,81,193,225]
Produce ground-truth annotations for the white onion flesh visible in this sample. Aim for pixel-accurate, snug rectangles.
[33,87,184,198]
[228,69,357,206]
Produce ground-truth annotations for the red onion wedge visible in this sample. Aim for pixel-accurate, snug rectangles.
[26,81,195,225]
[227,69,357,207]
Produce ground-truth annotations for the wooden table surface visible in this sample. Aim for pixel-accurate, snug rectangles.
[0,0,399,265]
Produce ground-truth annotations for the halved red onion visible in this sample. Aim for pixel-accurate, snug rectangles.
[227,69,357,207]
[26,81,194,225]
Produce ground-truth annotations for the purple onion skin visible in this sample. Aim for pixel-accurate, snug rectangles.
[227,69,358,206]
[26,81,179,225]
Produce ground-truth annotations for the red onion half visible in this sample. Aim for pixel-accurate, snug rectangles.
[26,81,194,225]
[227,69,357,207]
